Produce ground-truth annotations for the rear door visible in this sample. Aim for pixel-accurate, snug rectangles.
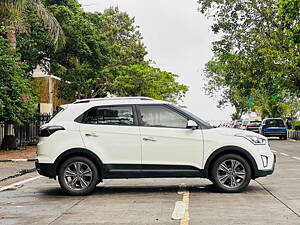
[79,105,141,165]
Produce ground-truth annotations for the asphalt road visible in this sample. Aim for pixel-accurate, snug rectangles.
[0,139,300,225]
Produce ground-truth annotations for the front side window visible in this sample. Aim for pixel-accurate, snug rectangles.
[139,105,187,128]
[83,106,134,126]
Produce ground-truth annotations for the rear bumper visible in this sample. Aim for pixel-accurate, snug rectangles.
[263,132,287,137]
[255,154,276,178]
[35,162,56,178]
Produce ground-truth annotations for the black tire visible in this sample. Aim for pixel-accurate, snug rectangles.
[58,156,99,196]
[211,154,252,193]
[283,135,287,140]
[279,136,283,140]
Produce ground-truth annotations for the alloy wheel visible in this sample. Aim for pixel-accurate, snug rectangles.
[217,159,246,188]
[63,161,93,191]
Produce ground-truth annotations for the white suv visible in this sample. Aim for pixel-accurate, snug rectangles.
[36,97,275,195]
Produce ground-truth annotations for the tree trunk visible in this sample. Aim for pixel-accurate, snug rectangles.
[6,28,17,52]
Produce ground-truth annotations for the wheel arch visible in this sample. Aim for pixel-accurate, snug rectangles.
[53,148,104,181]
[204,146,259,179]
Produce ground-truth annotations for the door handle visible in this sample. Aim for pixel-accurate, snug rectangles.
[85,133,98,137]
[143,137,157,142]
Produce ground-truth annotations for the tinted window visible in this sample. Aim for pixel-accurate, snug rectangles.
[139,105,187,128]
[250,121,261,126]
[265,119,285,127]
[83,106,134,126]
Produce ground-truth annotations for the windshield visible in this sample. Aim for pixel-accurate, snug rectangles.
[180,108,213,129]
[265,119,285,127]
[250,120,261,125]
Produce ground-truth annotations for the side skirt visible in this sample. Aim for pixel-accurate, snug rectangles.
[102,164,207,179]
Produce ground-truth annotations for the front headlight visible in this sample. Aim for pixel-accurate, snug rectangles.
[235,133,267,145]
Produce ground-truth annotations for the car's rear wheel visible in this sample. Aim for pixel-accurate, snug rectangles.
[211,154,251,193]
[58,156,99,195]
[283,135,287,140]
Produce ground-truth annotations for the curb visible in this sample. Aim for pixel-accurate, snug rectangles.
[0,158,36,162]
[0,168,36,183]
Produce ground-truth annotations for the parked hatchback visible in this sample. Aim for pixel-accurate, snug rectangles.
[36,97,275,195]
[259,118,287,140]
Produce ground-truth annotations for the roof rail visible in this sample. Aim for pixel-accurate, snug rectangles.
[73,96,153,104]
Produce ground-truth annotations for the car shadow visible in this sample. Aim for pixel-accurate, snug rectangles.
[39,181,262,197]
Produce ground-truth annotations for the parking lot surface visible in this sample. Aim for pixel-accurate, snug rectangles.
[0,139,299,225]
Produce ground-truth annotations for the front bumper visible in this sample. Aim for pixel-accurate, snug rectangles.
[35,162,56,178]
[255,154,276,178]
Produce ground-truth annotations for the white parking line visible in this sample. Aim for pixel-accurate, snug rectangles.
[280,153,289,156]
[172,201,186,220]
[271,150,277,153]
[172,183,190,225]
[292,157,300,161]
[0,175,42,192]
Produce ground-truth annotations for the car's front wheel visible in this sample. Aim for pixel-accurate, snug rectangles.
[211,154,251,193]
[58,156,99,195]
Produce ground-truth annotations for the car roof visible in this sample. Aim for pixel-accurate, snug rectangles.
[73,97,168,105]
[49,97,170,124]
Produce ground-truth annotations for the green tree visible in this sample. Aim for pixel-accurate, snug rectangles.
[110,64,188,103]
[0,32,38,129]
[0,0,65,51]
[198,0,298,119]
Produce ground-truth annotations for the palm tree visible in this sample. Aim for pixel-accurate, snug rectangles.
[0,0,65,51]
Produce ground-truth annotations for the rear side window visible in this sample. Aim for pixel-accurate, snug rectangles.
[82,106,134,126]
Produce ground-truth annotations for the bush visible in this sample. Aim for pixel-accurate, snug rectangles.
[294,121,300,131]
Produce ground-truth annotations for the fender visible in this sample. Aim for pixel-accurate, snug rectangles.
[204,145,259,179]
[53,148,104,176]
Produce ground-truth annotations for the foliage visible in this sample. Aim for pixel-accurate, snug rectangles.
[0,32,38,124]
[110,64,188,103]
[0,0,65,49]
[17,1,188,103]
[294,121,300,130]
[198,0,300,119]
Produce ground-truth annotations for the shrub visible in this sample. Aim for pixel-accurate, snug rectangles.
[294,121,300,131]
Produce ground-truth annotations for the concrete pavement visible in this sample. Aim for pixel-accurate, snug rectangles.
[0,139,299,225]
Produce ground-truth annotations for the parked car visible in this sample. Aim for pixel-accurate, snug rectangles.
[36,97,275,195]
[259,118,287,139]
[232,120,243,129]
[244,120,261,133]
[240,120,249,130]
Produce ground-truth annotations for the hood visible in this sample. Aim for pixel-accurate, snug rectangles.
[213,127,266,139]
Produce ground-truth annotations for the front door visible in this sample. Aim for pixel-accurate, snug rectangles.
[137,105,204,171]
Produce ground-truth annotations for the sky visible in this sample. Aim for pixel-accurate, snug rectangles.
[79,0,234,122]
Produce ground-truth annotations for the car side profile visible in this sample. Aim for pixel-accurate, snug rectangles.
[36,97,275,195]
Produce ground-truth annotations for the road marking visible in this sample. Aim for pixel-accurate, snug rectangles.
[171,201,186,220]
[292,157,300,161]
[280,153,289,156]
[180,191,190,225]
[0,175,42,192]
[172,184,190,225]
[271,150,277,153]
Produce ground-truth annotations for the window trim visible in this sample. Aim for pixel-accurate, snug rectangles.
[75,104,138,126]
[136,104,193,129]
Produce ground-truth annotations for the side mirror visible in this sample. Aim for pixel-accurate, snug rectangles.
[187,120,198,130]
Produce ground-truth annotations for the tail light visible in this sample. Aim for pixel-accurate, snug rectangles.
[39,125,65,137]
